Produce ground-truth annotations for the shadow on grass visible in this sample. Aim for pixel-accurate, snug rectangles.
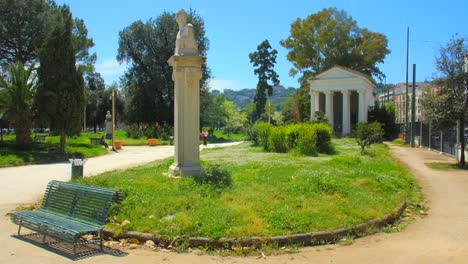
[12,233,127,261]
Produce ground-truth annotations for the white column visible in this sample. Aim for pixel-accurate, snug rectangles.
[324,91,334,128]
[310,91,319,120]
[168,55,205,176]
[358,90,367,122]
[310,90,315,120]
[341,90,350,136]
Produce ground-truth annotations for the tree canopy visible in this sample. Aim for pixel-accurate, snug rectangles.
[118,10,211,126]
[0,0,95,74]
[280,7,390,82]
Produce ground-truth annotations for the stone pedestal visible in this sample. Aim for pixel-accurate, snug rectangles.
[168,55,205,176]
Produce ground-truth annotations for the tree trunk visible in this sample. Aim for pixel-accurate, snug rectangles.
[60,130,66,153]
[15,120,32,146]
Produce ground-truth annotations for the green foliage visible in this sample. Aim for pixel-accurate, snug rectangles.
[0,62,37,146]
[36,6,85,153]
[269,126,288,153]
[249,40,280,121]
[281,86,311,123]
[368,102,398,139]
[422,36,468,166]
[297,130,317,156]
[311,111,328,124]
[86,84,125,132]
[354,122,384,152]
[280,7,390,81]
[255,122,272,151]
[312,123,334,154]
[126,123,173,140]
[0,1,95,72]
[222,100,247,136]
[251,123,333,156]
[118,10,211,126]
[195,163,232,188]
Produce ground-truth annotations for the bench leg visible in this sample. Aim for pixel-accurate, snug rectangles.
[17,219,22,235]
[99,230,103,251]
[73,239,77,255]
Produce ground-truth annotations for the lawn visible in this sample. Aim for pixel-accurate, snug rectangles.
[75,138,422,240]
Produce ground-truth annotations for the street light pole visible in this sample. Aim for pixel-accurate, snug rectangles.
[111,89,116,151]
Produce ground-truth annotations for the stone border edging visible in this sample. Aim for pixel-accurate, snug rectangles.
[103,201,406,249]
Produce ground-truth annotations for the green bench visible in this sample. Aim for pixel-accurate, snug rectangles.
[11,180,123,254]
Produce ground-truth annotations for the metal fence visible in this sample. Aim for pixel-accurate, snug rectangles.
[402,122,458,157]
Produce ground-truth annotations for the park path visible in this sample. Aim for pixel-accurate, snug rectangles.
[1,143,468,263]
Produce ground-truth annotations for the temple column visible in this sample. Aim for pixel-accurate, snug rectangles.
[324,91,334,128]
[358,90,367,122]
[341,90,351,136]
[310,90,319,119]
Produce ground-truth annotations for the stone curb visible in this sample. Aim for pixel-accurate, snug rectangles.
[103,201,406,249]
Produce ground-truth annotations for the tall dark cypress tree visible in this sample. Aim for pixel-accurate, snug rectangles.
[249,40,279,121]
[36,5,85,153]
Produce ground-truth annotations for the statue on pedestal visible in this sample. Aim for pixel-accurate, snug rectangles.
[105,110,112,139]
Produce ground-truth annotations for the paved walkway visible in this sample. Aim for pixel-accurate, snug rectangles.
[1,144,468,263]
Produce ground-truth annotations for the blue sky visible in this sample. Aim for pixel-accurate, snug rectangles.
[56,0,467,91]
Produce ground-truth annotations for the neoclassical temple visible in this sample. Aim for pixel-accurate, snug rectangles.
[308,66,376,136]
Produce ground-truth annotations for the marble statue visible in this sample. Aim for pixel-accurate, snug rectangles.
[105,110,112,139]
[174,9,198,56]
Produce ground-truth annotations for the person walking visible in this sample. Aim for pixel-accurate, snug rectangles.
[202,130,208,146]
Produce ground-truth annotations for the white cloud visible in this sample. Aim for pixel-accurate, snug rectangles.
[208,79,242,91]
[95,58,127,78]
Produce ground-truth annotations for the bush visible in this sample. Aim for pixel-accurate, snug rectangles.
[269,126,288,153]
[255,122,272,151]
[195,164,232,188]
[298,130,317,156]
[311,123,334,154]
[354,122,384,152]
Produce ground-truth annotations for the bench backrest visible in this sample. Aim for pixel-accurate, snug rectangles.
[41,180,122,226]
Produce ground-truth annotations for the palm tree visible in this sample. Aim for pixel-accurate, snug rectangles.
[0,62,37,146]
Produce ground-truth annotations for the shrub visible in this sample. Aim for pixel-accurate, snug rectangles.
[269,126,288,153]
[255,122,272,151]
[195,164,232,188]
[354,122,384,152]
[298,130,317,156]
[311,123,334,154]
[246,125,259,146]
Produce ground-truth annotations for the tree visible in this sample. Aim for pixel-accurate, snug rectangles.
[422,36,468,166]
[354,121,384,152]
[36,6,85,153]
[118,10,211,126]
[222,100,247,137]
[0,62,37,146]
[249,39,279,121]
[204,94,228,130]
[280,7,390,81]
[0,0,95,72]
[368,101,398,139]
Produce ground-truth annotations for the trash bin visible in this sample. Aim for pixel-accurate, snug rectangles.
[70,158,85,179]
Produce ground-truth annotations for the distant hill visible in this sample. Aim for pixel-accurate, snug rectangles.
[212,85,297,110]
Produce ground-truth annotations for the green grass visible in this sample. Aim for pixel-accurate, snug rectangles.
[75,138,422,240]
[425,162,468,170]
[209,130,248,143]
[392,138,404,145]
